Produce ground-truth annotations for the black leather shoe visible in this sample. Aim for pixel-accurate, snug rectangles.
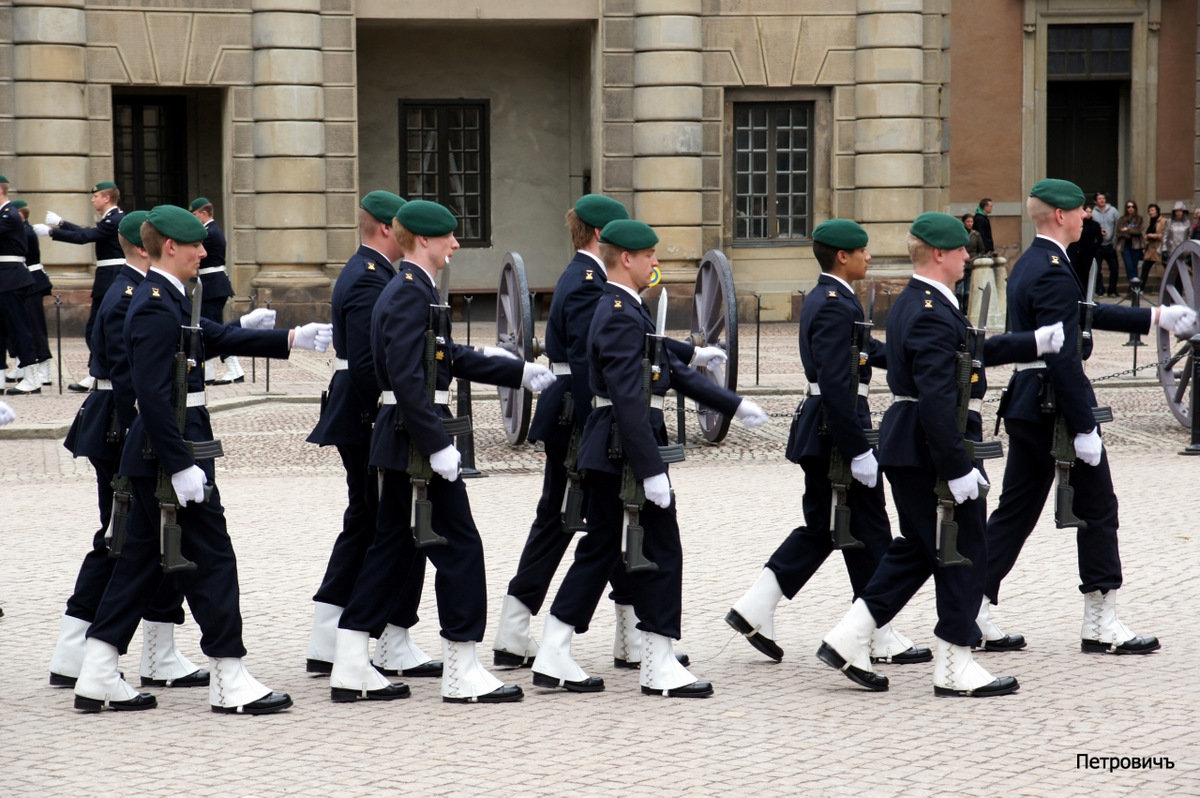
[872,645,932,665]
[444,684,524,703]
[1082,635,1160,655]
[331,683,411,702]
[140,669,209,688]
[5,386,39,395]
[75,692,157,712]
[816,642,889,691]
[67,382,90,393]
[614,652,690,670]
[935,675,1019,697]
[210,378,231,386]
[212,691,293,715]
[306,658,333,675]
[50,672,76,687]
[974,634,1027,652]
[398,660,443,678]
[725,608,784,662]
[641,681,713,698]
[532,671,605,693]
[229,376,245,384]
[493,650,535,669]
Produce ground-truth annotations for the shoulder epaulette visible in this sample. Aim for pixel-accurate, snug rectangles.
[151,286,161,298]
[584,269,594,281]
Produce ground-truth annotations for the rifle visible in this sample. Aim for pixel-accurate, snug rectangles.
[826,281,876,551]
[934,284,1002,567]
[105,473,133,558]
[409,305,450,548]
[560,405,586,534]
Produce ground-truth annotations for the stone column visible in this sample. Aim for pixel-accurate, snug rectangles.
[631,0,704,280]
[11,0,93,298]
[249,0,329,326]
[853,0,925,270]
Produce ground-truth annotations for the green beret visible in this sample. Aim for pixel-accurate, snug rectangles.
[1030,178,1085,210]
[118,210,150,247]
[146,204,207,244]
[812,219,868,250]
[92,181,118,192]
[599,219,658,251]
[361,190,406,224]
[574,194,628,229]
[0,175,8,184]
[909,212,969,249]
[395,200,457,236]
[11,200,27,210]
[188,197,211,212]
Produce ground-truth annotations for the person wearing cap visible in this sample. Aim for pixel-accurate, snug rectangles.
[531,219,768,698]
[36,181,126,392]
[981,178,1195,658]
[328,199,555,705]
[53,209,209,693]
[73,204,330,715]
[496,195,723,674]
[304,190,440,681]
[1162,201,1191,262]
[815,211,1063,697]
[0,177,42,396]
[726,218,930,668]
[189,197,240,385]
[7,200,53,389]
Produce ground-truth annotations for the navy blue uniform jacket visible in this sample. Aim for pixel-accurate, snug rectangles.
[368,263,524,473]
[786,273,885,464]
[50,207,125,297]
[309,245,395,448]
[1001,237,1149,435]
[578,284,741,479]
[23,223,50,294]
[119,269,289,479]
[0,200,31,294]
[198,220,233,300]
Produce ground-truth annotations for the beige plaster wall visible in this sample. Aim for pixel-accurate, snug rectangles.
[355,23,593,292]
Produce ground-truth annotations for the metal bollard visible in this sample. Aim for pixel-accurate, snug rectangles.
[1124,277,1143,349]
[1183,335,1200,455]
[675,388,686,445]
[458,295,482,477]
[54,294,63,394]
[754,292,762,387]
[264,299,271,393]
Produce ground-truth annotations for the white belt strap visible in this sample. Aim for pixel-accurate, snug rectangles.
[0,255,26,263]
[594,395,665,410]
[807,383,870,398]
[1014,361,1046,371]
[891,394,918,403]
[549,362,571,376]
[27,263,44,272]
[94,379,113,391]
[333,358,349,371]
[381,389,450,406]
[893,394,983,413]
[96,258,124,267]
[186,391,206,407]
[198,266,227,275]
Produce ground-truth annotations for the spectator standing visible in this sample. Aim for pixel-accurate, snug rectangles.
[972,198,995,253]
[1162,202,1190,261]
[1067,202,1103,292]
[1139,203,1164,286]
[1091,193,1121,296]
[1114,200,1144,295]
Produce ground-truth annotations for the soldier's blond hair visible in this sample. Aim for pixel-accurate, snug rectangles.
[566,209,596,251]
[906,232,932,265]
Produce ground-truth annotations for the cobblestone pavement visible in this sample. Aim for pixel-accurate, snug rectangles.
[1,320,1197,796]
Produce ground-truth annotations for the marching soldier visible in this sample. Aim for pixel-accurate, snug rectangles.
[189,197,242,385]
[981,179,1195,655]
[530,219,768,697]
[328,200,555,704]
[493,194,725,670]
[53,211,211,691]
[13,200,53,388]
[73,205,331,714]
[37,181,126,392]
[305,191,439,679]
[0,176,42,396]
[816,212,1063,697]
[726,219,929,665]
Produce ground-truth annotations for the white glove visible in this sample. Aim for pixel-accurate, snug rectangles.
[240,308,277,330]
[479,345,519,360]
[643,473,671,509]
[850,449,878,488]
[1073,427,1103,467]
[734,399,769,428]
[1034,321,1065,355]
[292,322,333,352]
[170,465,207,506]
[45,210,62,227]
[430,444,461,482]
[690,345,727,370]
[1155,305,1198,336]
[948,467,988,504]
[521,362,555,393]
[0,399,15,426]
[32,223,51,237]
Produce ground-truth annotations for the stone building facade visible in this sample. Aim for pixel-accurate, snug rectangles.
[0,0,1195,329]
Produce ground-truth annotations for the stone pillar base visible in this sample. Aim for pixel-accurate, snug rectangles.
[250,268,331,328]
